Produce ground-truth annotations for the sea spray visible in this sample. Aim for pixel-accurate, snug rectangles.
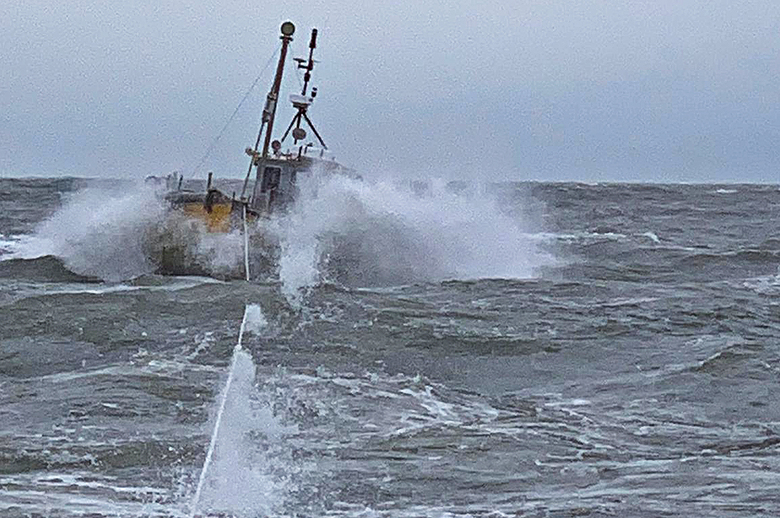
[270,173,553,305]
[12,181,250,280]
[243,303,269,335]
[11,183,168,281]
[190,304,292,518]
[192,229,247,277]
[11,173,552,291]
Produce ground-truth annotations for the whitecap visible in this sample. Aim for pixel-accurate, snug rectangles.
[641,231,660,243]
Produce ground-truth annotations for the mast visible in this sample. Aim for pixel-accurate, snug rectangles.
[240,21,295,200]
[261,21,295,158]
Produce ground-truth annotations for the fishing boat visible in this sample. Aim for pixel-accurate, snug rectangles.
[147,21,354,277]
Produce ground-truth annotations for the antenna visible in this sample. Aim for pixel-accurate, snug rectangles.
[302,28,317,96]
[279,28,328,149]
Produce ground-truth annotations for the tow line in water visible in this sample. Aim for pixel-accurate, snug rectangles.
[189,304,251,518]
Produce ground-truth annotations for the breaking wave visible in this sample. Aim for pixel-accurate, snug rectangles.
[6,174,553,293]
[269,174,553,302]
[7,184,168,282]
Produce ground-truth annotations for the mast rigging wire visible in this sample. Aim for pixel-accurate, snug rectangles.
[190,45,280,177]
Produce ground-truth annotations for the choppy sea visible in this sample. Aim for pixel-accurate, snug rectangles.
[2,176,780,517]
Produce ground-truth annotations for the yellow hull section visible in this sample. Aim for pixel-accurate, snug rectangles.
[180,202,233,233]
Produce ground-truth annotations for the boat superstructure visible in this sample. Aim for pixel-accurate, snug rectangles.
[151,21,353,276]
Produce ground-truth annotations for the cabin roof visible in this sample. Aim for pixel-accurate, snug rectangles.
[257,155,359,179]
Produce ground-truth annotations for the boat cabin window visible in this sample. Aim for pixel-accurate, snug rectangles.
[260,167,281,193]
[257,165,300,212]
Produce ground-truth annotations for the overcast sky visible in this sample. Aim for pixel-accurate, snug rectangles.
[2,0,779,182]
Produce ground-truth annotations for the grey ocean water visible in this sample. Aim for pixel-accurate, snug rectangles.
[2,177,780,517]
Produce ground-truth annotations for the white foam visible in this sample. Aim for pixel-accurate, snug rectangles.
[0,233,26,256]
[193,229,247,277]
[193,347,291,517]
[9,183,167,281]
[269,173,554,305]
[243,303,268,335]
[190,305,293,518]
